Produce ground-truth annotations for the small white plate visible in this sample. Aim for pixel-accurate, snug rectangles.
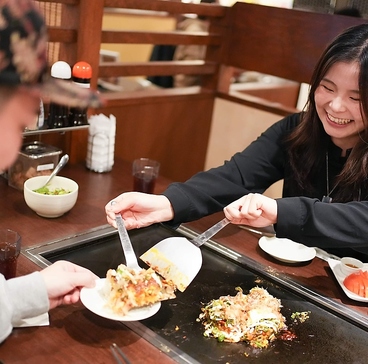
[328,258,368,303]
[80,278,161,321]
[258,236,316,263]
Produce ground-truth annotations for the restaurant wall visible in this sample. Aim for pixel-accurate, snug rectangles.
[205,98,284,198]
[92,93,215,183]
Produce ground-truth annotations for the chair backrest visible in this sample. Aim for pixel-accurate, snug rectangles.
[224,3,366,84]
[216,2,367,115]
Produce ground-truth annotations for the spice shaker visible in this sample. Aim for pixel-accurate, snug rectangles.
[69,61,92,126]
[47,61,71,128]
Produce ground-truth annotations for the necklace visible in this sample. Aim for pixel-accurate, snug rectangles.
[322,150,362,203]
[322,151,336,203]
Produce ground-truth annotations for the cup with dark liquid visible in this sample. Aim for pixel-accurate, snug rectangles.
[0,229,21,279]
[132,158,160,193]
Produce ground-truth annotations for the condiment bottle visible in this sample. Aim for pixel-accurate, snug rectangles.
[24,99,44,131]
[69,61,92,126]
[47,61,71,128]
[37,99,45,129]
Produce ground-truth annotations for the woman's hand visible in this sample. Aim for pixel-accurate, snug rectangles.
[39,261,98,309]
[105,192,174,230]
[224,193,277,227]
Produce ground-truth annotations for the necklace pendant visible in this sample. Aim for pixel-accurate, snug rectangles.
[322,195,332,203]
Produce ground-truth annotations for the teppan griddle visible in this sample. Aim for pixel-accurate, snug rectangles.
[24,224,368,364]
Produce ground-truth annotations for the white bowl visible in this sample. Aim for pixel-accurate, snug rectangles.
[340,257,364,276]
[24,175,78,218]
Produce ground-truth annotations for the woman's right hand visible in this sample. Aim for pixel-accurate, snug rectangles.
[223,193,277,227]
[105,192,174,230]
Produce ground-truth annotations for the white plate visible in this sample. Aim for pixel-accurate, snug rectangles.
[80,278,161,321]
[258,236,316,263]
[328,258,368,303]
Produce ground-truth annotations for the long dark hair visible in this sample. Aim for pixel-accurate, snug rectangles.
[288,24,368,201]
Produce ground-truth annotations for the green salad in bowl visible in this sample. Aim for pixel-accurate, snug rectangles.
[24,175,78,218]
[33,186,71,195]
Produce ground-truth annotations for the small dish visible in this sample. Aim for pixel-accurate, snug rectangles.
[340,257,364,276]
[328,258,368,302]
[80,278,161,321]
[258,236,316,263]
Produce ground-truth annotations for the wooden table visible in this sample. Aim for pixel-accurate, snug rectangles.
[0,158,367,363]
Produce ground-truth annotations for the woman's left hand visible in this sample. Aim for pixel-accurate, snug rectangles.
[224,193,277,227]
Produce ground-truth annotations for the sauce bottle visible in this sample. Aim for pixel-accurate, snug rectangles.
[69,61,92,126]
[47,61,71,128]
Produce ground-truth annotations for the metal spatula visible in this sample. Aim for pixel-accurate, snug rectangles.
[140,217,230,292]
[111,200,142,271]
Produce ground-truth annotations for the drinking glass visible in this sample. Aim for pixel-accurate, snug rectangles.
[132,158,160,193]
[0,229,21,279]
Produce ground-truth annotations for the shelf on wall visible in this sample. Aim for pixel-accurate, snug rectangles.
[23,125,89,136]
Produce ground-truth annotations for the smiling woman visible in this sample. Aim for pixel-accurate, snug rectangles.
[315,62,363,155]
[106,23,368,263]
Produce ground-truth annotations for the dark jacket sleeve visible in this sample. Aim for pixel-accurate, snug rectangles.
[161,110,368,253]
[276,197,368,249]
[162,114,296,225]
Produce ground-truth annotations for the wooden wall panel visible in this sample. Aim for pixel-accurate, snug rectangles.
[94,95,215,182]
[223,3,367,85]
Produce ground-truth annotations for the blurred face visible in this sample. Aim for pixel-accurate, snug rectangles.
[0,87,39,170]
[315,61,365,153]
